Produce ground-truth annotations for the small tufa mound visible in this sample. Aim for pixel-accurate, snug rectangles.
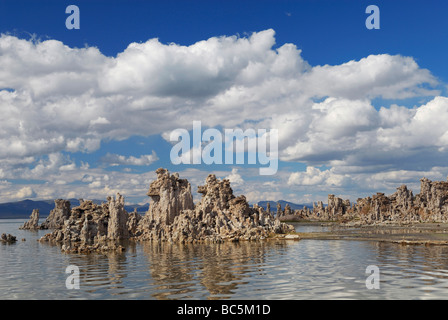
[39,195,137,253]
[1,233,17,243]
[19,209,40,230]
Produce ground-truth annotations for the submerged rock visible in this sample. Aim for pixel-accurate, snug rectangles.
[1,233,17,243]
[60,241,126,254]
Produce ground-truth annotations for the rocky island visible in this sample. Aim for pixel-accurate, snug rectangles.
[35,168,295,253]
[277,177,448,225]
[272,176,448,246]
[20,169,448,253]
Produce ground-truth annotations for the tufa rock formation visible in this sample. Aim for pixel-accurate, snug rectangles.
[107,193,129,240]
[284,177,448,224]
[127,209,142,237]
[38,168,296,253]
[143,168,194,226]
[1,233,17,243]
[39,196,130,253]
[136,170,294,242]
[40,199,71,230]
[19,209,40,230]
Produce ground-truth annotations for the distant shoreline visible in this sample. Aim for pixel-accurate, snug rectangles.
[0,215,49,220]
[289,221,448,245]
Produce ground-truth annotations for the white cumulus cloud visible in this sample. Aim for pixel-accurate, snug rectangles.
[100,151,159,166]
[0,29,447,203]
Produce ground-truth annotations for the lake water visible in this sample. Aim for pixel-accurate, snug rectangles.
[2,219,448,300]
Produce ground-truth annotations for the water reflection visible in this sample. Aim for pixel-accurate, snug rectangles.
[363,241,448,299]
[4,219,448,299]
[61,241,140,297]
[142,241,293,300]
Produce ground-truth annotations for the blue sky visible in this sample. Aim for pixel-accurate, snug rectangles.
[0,0,448,205]
[2,0,447,75]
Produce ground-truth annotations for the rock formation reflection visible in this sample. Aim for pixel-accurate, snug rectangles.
[64,247,129,294]
[142,241,292,299]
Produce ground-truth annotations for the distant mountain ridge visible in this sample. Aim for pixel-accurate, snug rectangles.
[0,199,149,219]
[0,198,309,219]
[256,200,312,212]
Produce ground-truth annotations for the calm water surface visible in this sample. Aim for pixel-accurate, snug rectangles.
[1,219,448,299]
